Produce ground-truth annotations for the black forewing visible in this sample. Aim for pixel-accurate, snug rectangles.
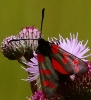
[51,43,88,74]
[38,55,59,98]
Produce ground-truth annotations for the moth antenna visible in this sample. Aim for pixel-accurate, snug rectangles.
[9,38,38,43]
[40,8,45,37]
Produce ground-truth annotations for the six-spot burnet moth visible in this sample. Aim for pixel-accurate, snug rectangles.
[9,8,89,98]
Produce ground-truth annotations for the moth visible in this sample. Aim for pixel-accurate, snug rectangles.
[9,8,88,98]
[36,36,88,98]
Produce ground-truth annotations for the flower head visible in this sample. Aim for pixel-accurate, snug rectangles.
[18,27,40,51]
[27,90,64,100]
[1,27,40,61]
[22,52,40,83]
[50,33,91,61]
[31,90,45,100]
[1,36,24,60]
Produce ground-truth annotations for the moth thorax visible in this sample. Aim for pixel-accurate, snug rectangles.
[38,38,51,56]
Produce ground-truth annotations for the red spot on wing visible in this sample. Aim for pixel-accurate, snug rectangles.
[43,80,49,86]
[62,58,68,64]
[63,52,68,56]
[73,59,79,73]
[51,44,59,54]
[73,59,79,65]
[43,80,55,88]
[37,54,45,62]
[62,53,68,64]
[74,66,79,73]
[40,69,51,75]
[49,82,55,88]
[52,58,68,74]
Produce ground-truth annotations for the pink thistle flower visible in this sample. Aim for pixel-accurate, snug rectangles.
[22,52,39,83]
[50,33,91,61]
[31,90,45,100]
[1,36,24,60]
[27,90,64,100]
[1,27,40,61]
[18,27,40,51]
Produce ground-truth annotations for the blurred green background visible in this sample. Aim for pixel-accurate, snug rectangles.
[0,0,91,100]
